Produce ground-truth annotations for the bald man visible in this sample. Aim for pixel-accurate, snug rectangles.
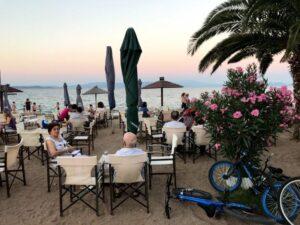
[115,132,145,156]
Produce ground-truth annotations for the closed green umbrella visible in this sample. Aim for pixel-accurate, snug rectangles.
[120,28,142,134]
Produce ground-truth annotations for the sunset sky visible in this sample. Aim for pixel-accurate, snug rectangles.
[0,0,292,86]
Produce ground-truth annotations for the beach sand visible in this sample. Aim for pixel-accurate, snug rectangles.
[0,122,299,225]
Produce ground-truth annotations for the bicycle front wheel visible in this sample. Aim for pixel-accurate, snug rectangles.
[279,177,300,225]
[209,161,242,192]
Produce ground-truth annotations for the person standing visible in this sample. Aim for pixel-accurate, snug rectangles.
[11,102,17,114]
[181,93,188,110]
[25,98,31,112]
[32,102,37,114]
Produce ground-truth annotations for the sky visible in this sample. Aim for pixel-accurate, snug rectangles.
[0,0,292,86]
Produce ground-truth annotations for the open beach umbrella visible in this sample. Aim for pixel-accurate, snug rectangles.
[142,77,183,107]
[3,85,11,113]
[138,79,143,107]
[0,84,22,113]
[83,86,108,108]
[63,83,71,106]
[120,28,142,134]
[76,84,84,109]
[105,46,116,110]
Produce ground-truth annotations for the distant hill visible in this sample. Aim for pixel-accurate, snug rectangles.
[13,80,291,89]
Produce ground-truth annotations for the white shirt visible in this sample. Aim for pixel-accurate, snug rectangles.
[163,120,186,129]
[115,148,145,156]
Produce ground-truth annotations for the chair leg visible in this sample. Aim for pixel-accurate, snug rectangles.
[149,165,152,190]
[0,173,2,187]
[173,159,177,188]
[20,150,26,186]
[47,166,51,192]
[145,166,149,213]
[58,173,63,216]
[5,171,10,197]
[110,183,114,215]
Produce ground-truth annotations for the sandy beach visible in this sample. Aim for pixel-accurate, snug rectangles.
[0,121,299,225]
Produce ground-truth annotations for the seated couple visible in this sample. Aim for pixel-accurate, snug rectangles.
[46,123,81,158]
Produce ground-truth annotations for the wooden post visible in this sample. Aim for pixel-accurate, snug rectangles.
[161,87,163,107]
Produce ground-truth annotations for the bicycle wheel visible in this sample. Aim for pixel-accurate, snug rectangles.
[261,182,296,223]
[209,161,242,192]
[223,207,276,225]
[279,177,300,225]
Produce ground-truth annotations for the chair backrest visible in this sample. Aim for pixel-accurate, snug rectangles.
[56,156,97,185]
[21,132,41,147]
[170,134,178,155]
[143,118,157,135]
[69,119,85,132]
[107,153,147,183]
[191,126,210,145]
[162,127,186,145]
[5,139,24,169]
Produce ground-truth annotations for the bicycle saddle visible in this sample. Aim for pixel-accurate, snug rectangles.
[172,188,212,199]
[268,166,283,174]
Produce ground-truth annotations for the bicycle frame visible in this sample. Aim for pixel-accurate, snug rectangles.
[177,194,253,211]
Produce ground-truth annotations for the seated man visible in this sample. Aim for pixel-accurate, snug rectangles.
[100,132,144,164]
[58,105,71,122]
[163,111,186,129]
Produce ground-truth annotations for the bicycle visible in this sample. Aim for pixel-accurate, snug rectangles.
[208,150,295,223]
[165,174,275,224]
[278,177,300,225]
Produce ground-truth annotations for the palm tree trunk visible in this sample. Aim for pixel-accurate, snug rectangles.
[289,50,300,140]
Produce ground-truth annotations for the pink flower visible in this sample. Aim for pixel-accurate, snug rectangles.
[195,111,201,117]
[232,111,242,119]
[251,109,260,117]
[248,96,256,104]
[204,101,211,106]
[210,104,218,111]
[241,97,249,103]
[236,67,243,73]
[214,143,221,151]
[190,97,198,103]
[257,94,266,102]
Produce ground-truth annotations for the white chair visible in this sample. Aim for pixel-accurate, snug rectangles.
[190,126,216,162]
[144,118,163,147]
[0,139,26,197]
[57,155,104,216]
[72,120,94,155]
[20,132,44,165]
[107,153,149,215]
[148,134,178,188]
[43,140,59,192]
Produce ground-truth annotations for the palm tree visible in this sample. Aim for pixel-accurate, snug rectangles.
[188,0,300,139]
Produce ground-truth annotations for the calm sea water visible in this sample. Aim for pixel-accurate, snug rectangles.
[8,87,219,112]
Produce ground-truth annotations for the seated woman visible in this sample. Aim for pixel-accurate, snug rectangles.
[45,122,76,157]
[139,102,150,118]
[1,109,17,132]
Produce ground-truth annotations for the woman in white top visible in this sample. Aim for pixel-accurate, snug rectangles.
[46,123,74,157]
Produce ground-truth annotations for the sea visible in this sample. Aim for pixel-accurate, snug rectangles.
[8,87,219,113]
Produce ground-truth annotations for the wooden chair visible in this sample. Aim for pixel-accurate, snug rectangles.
[148,134,178,189]
[0,139,26,197]
[57,155,105,216]
[107,153,149,215]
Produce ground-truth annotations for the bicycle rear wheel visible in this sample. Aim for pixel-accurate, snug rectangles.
[279,177,300,225]
[223,208,276,225]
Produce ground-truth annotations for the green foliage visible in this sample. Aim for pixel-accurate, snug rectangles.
[191,64,296,164]
[188,0,300,74]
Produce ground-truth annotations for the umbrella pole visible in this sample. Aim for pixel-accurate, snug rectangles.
[95,94,97,108]
[0,92,3,113]
[161,87,163,107]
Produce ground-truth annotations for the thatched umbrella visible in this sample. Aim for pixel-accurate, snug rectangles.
[0,84,22,112]
[142,77,183,106]
[83,86,108,108]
